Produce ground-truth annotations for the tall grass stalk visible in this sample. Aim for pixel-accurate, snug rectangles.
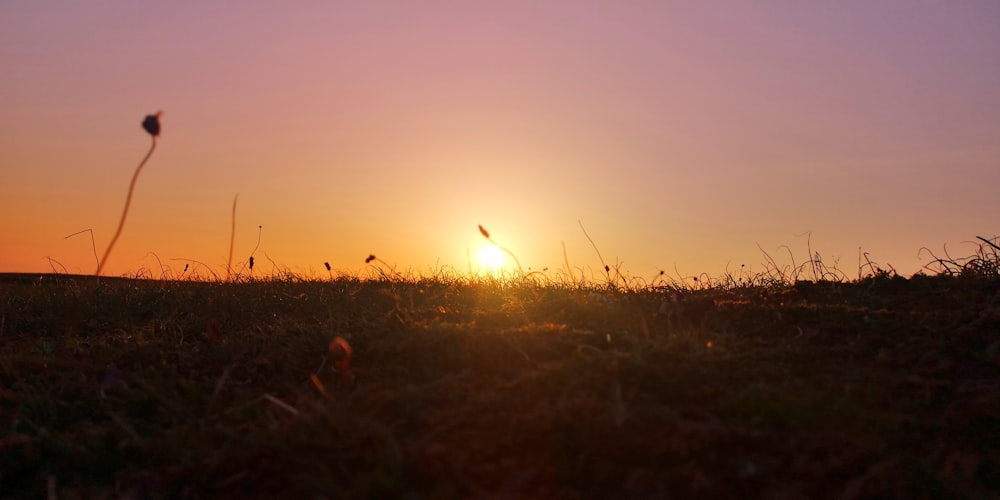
[96,113,160,276]
[227,194,239,281]
[65,228,99,272]
[478,224,524,276]
[579,220,626,286]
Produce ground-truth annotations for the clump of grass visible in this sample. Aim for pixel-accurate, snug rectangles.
[95,112,162,276]
[755,232,851,285]
[364,254,405,281]
[578,220,619,287]
[169,258,221,281]
[919,235,1000,278]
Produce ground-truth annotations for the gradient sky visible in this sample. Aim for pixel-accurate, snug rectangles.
[2,1,999,280]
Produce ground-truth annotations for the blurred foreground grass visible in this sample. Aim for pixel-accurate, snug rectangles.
[1,271,998,498]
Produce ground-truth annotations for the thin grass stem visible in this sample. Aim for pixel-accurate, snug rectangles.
[227,194,239,281]
[96,136,157,276]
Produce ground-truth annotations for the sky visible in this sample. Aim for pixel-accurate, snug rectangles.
[2,1,999,281]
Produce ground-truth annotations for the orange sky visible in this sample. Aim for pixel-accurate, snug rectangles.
[2,2,999,280]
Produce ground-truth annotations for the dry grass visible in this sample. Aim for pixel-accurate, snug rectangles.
[1,260,998,498]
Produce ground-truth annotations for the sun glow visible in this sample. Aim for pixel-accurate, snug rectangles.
[478,245,505,272]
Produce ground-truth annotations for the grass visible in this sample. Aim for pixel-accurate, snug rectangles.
[1,252,999,498]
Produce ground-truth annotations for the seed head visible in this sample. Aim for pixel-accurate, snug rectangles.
[324,262,331,271]
[478,225,490,239]
[142,111,162,137]
[365,254,376,264]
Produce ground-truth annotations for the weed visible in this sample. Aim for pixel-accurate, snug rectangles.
[919,236,1000,278]
[95,112,162,276]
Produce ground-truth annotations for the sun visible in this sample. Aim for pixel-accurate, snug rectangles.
[478,245,505,271]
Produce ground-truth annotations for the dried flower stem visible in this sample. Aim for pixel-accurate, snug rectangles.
[96,136,157,276]
[227,194,238,280]
[477,225,524,276]
[65,228,99,272]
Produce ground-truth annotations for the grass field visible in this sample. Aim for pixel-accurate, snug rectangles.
[1,268,998,498]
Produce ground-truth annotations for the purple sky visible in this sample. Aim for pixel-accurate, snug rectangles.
[2,1,999,279]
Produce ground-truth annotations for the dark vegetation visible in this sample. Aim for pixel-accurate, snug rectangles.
[1,249,999,498]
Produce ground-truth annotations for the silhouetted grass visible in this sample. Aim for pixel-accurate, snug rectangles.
[920,236,1000,279]
[1,255,998,498]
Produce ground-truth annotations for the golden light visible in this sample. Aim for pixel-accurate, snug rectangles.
[478,245,505,271]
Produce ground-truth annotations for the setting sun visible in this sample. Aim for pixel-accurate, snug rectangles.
[478,245,505,272]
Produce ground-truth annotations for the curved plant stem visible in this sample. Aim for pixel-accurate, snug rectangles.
[96,136,157,276]
[227,194,238,281]
[65,228,99,272]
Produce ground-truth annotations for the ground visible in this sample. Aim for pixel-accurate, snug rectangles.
[1,273,998,498]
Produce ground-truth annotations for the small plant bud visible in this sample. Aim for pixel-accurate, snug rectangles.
[142,112,162,137]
